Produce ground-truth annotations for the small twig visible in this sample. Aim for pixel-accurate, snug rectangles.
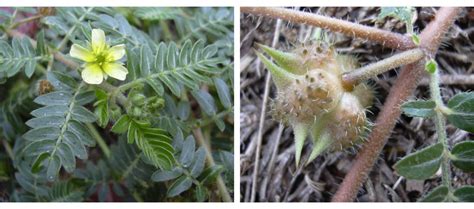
[250,18,282,202]
[342,48,425,90]
[241,7,416,50]
[193,128,232,202]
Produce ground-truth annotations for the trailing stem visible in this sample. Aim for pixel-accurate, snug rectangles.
[332,7,461,202]
[241,7,416,50]
[429,68,452,192]
[341,48,425,90]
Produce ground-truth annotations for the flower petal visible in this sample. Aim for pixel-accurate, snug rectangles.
[107,44,126,61]
[91,29,106,52]
[103,62,128,81]
[70,44,94,62]
[81,64,104,84]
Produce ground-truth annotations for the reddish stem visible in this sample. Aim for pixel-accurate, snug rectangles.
[332,7,461,202]
[241,7,416,50]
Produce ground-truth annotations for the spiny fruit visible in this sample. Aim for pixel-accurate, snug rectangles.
[256,41,374,166]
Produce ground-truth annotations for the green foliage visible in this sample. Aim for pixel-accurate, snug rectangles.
[446,92,474,133]
[393,143,443,180]
[419,185,448,202]
[151,133,225,200]
[134,8,183,20]
[425,59,437,74]
[111,114,175,170]
[1,7,233,202]
[0,32,48,79]
[378,7,415,34]
[22,74,97,181]
[450,141,474,172]
[453,186,474,202]
[401,100,436,118]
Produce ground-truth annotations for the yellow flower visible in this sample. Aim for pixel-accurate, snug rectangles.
[69,29,128,84]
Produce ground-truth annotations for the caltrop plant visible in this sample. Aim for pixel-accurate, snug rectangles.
[244,7,473,202]
[0,7,233,202]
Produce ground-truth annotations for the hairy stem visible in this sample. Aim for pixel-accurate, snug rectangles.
[332,7,461,202]
[429,68,452,192]
[342,48,425,90]
[193,128,232,202]
[241,7,416,50]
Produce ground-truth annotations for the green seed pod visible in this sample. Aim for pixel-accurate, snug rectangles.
[131,93,146,106]
[110,106,122,121]
[258,41,374,166]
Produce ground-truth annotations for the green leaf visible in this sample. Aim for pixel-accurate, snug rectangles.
[111,115,131,134]
[23,127,61,141]
[94,89,109,127]
[213,78,232,108]
[34,91,72,106]
[71,106,96,123]
[190,147,206,177]
[180,135,196,167]
[26,116,65,129]
[419,185,449,202]
[31,105,68,118]
[447,92,474,133]
[401,100,436,118]
[451,141,474,172]
[378,7,414,34]
[195,184,208,202]
[127,118,175,170]
[134,8,182,20]
[393,143,443,180]
[43,181,84,202]
[454,186,474,202]
[198,165,225,185]
[46,155,61,181]
[151,168,183,182]
[167,176,193,197]
[425,59,437,74]
[191,90,216,116]
[411,34,420,46]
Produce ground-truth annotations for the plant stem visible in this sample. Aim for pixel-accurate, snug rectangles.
[1,139,14,161]
[195,108,233,128]
[342,48,425,90]
[193,128,232,202]
[9,14,42,29]
[86,123,111,159]
[429,68,452,192]
[332,7,461,202]
[241,7,416,50]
